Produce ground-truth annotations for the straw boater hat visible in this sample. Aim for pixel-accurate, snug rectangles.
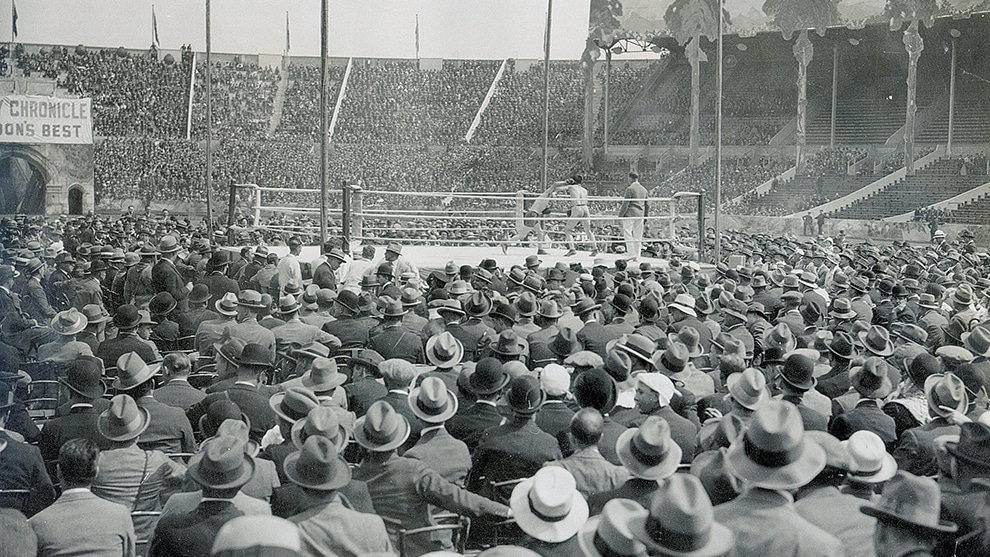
[668,294,697,317]
[215,292,239,316]
[842,430,897,484]
[631,473,735,557]
[353,400,411,452]
[98,394,151,442]
[510,467,589,543]
[578,499,649,557]
[426,331,464,369]
[408,376,459,424]
[616,416,682,481]
[860,471,957,535]
[725,399,826,490]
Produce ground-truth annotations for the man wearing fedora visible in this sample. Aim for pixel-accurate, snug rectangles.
[77,303,109,353]
[632,473,735,557]
[195,292,240,357]
[352,400,509,556]
[151,235,189,312]
[189,344,278,445]
[21,257,56,323]
[449,292,496,361]
[227,291,276,362]
[861,471,957,557]
[775,353,829,432]
[201,251,240,310]
[893,373,966,477]
[29,439,136,557]
[39,356,112,477]
[311,243,346,291]
[97,305,159,370]
[271,295,340,356]
[417,331,466,394]
[467,376,563,499]
[368,299,425,364]
[941,422,990,556]
[92,394,187,543]
[37,308,93,362]
[714,400,844,557]
[149,435,256,557]
[283,436,393,557]
[114,352,197,455]
[574,297,614,360]
[446,357,510,452]
[404,376,472,485]
[586,416,682,515]
[829,358,898,448]
[322,290,373,349]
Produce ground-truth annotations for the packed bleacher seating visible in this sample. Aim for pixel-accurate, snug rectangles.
[189,60,281,140]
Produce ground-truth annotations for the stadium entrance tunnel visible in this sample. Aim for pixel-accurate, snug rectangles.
[0,148,49,214]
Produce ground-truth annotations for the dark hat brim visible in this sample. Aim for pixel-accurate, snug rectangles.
[187,451,256,490]
[282,449,351,491]
[860,504,958,534]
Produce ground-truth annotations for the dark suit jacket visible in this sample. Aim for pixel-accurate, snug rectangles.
[829,399,897,447]
[781,395,829,432]
[447,401,505,452]
[671,316,713,352]
[628,406,697,463]
[516,534,582,557]
[137,395,197,454]
[154,379,206,411]
[587,477,660,516]
[149,500,244,557]
[467,419,562,498]
[369,325,426,364]
[200,272,240,310]
[535,400,575,439]
[893,418,959,477]
[599,416,628,466]
[345,378,388,418]
[0,430,56,517]
[404,426,472,485]
[97,333,159,370]
[271,479,376,517]
[38,403,113,477]
[323,316,371,349]
[577,321,619,360]
[56,396,110,417]
[151,258,188,308]
[816,362,852,399]
[188,383,277,443]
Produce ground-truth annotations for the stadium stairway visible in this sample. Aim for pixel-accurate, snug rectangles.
[743,174,876,216]
[832,155,988,220]
[267,65,289,138]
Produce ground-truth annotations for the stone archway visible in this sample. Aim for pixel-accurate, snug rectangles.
[0,146,52,215]
[68,185,84,215]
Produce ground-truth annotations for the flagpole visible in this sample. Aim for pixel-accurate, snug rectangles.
[319,0,328,245]
[541,0,552,189]
[204,0,215,239]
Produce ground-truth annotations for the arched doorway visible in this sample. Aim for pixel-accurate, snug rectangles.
[68,186,83,215]
[0,153,48,214]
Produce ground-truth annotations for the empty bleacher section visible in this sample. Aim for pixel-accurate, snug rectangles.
[833,156,990,220]
[655,155,787,212]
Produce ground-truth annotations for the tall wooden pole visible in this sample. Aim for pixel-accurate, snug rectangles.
[319,0,329,244]
[947,33,957,156]
[713,0,723,263]
[204,0,215,239]
[541,0,552,188]
[830,44,838,149]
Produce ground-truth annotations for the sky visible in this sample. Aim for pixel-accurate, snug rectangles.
[15,0,593,59]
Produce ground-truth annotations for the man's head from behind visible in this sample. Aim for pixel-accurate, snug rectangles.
[58,438,99,488]
[569,408,604,448]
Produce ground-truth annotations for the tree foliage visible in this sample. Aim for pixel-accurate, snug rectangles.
[665,0,727,46]
[762,0,839,40]
[884,0,940,30]
[589,0,624,42]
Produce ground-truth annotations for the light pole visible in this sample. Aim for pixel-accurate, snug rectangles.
[947,28,960,156]
[831,37,859,149]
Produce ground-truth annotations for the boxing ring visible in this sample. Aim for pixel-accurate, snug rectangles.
[228,183,708,271]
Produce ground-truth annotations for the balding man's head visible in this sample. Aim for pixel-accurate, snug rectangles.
[570,408,604,447]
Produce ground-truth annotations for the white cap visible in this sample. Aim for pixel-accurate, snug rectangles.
[540,364,570,396]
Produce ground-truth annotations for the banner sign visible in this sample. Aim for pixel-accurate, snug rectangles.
[0,95,93,144]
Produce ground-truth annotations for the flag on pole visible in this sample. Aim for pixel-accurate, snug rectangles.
[285,11,290,52]
[11,0,17,38]
[415,14,420,60]
[152,5,159,46]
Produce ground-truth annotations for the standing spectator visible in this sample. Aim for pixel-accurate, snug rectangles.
[619,172,648,260]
